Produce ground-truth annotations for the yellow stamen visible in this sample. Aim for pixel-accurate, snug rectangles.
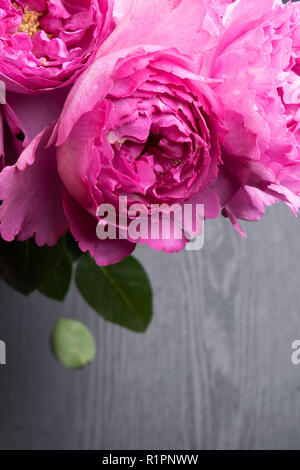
[16,5,42,38]
[12,3,52,39]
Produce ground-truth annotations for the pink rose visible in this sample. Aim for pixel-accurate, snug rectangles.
[209,0,300,236]
[280,2,300,143]
[1,0,300,265]
[0,0,225,264]
[56,47,226,262]
[0,0,116,245]
[0,0,115,93]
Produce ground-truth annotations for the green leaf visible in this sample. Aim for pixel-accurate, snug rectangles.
[39,249,72,301]
[51,318,96,370]
[75,255,153,332]
[66,231,82,262]
[0,237,65,296]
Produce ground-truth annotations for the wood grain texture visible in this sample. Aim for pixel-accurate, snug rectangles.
[0,204,300,450]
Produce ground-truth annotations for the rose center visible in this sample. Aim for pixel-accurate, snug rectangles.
[13,3,42,38]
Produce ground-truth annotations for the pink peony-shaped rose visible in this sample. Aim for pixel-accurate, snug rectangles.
[0,0,115,244]
[280,1,300,143]
[207,0,300,236]
[56,46,226,262]
[87,0,300,238]
[0,0,115,93]
[0,0,226,264]
[1,0,300,265]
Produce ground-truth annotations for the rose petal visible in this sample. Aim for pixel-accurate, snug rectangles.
[0,123,68,246]
[63,188,136,266]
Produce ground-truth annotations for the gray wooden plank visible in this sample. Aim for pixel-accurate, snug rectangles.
[0,203,300,449]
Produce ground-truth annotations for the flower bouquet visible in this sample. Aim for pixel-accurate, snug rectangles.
[0,0,299,368]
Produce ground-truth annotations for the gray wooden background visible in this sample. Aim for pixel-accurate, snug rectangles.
[0,203,300,450]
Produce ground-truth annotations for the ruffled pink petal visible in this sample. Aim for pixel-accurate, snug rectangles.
[139,235,186,254]
[225,185,276,222]
[0,123,68,246]
[57,108,108,210]
[97,0,210,58]
[187,187,221,219]
[56,54,114,144]
[222,207,248,239]
[63,188,136,266]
